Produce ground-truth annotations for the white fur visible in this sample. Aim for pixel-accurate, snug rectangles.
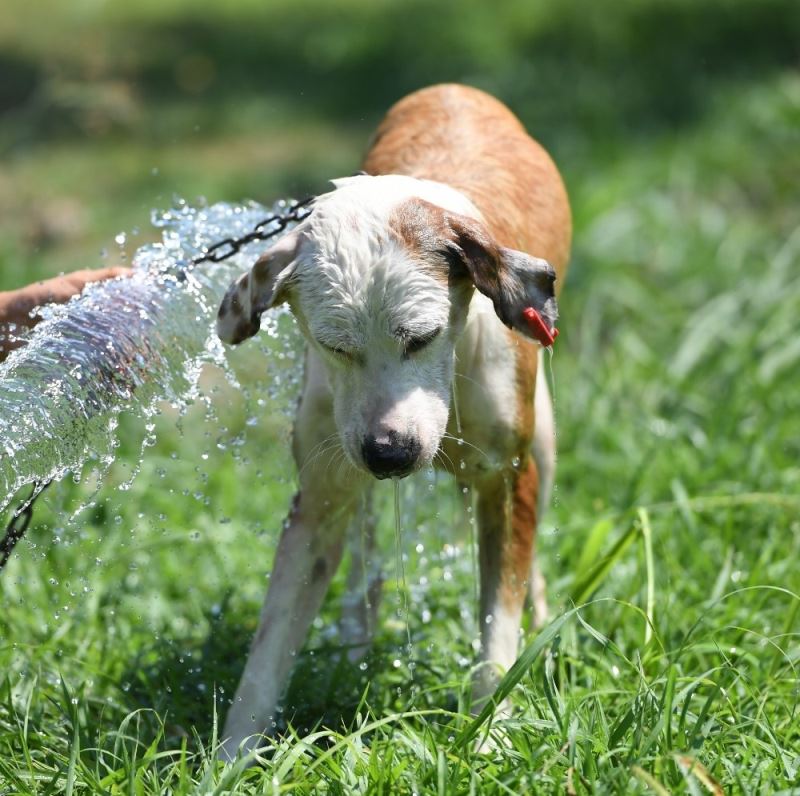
[444,292,520,476]
[283,176,484,473]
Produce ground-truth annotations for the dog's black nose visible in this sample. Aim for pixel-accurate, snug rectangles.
[361,432,421,479]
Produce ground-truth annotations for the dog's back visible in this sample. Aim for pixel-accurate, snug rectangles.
[362,83,571,286]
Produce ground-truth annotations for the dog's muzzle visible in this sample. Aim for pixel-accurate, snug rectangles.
[361,432,421,479]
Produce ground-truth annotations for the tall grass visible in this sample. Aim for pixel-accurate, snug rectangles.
[1,0,799,791]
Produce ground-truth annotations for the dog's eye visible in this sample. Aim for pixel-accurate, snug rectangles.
[321,343,353,360]
[319,342,365,365]
[404,328,441,357]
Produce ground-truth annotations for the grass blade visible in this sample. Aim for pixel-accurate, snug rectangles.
[456,606,581,748]
[638,508,655,645]
[570,521,639,605]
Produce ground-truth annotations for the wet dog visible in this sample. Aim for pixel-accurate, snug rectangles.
[216,83,571,758]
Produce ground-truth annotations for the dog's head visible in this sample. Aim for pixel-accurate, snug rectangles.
[217,175,557,479]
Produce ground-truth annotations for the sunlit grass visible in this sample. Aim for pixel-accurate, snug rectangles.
[1,1,799,791]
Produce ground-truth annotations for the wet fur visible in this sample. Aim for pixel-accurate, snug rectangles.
[216,84,571,759]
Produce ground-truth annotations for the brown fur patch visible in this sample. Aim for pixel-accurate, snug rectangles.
[388,197,510,295]
[363,84,571,286]
[253,258,273,283]
[388,198,450,285]
[504,457,539,609]
[476,458,539,616]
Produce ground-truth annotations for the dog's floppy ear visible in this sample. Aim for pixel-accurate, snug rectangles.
[216,230,302,345]
[445,214,558,343]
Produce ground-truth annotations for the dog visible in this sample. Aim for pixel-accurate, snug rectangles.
[216,83,571,758]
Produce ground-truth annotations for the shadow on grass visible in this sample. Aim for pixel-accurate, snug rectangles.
[121,596,437,746]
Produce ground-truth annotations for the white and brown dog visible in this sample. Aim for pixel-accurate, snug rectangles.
[216,84,571,758]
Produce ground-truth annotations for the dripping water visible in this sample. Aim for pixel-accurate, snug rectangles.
[544,344,557,408]
[543,344,559,511]
[451,365,463,437]
[392,478,413,671]
[451,372,479,626]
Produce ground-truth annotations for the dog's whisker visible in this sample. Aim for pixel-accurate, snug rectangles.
[298,433,342,478]
[433,446,456,475]
[297,433,337,472]
[322,445,342,479]
[336,450,357,480]
[324,441,353,480]
[451,371,492,396]
[441,432,491,462]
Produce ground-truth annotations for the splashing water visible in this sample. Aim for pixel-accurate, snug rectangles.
[0,199,301,512]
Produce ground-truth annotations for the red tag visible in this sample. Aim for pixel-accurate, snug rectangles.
[522,307,559,347]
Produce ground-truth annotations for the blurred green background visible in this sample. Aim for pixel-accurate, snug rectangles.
[2,0,798,284]
[1,0,800,791]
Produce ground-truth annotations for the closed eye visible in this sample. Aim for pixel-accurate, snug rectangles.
[403,327,441,357]
[319,341,357,362]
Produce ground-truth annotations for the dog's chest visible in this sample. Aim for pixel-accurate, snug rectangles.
[440,295,525,477]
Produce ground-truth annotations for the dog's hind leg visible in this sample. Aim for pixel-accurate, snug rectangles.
[340,486,383,663]
[472,458,539,712]
[529,355,555,628]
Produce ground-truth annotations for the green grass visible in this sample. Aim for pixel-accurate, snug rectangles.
[1,0,800,792]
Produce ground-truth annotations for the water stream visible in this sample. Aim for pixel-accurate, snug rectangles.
[0,199,300,512]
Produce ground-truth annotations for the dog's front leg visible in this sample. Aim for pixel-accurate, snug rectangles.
[220,348,369,760]
[220,481,362,759]
[472,457,539,711]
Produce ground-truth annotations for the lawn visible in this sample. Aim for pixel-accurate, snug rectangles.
[1,0,799,792]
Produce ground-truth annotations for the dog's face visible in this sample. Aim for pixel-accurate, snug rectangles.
[217,175,557,479]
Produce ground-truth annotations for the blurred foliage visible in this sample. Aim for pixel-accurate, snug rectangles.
[1,0,798,285]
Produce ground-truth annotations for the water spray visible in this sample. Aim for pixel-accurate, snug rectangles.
[0,197,313,567]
